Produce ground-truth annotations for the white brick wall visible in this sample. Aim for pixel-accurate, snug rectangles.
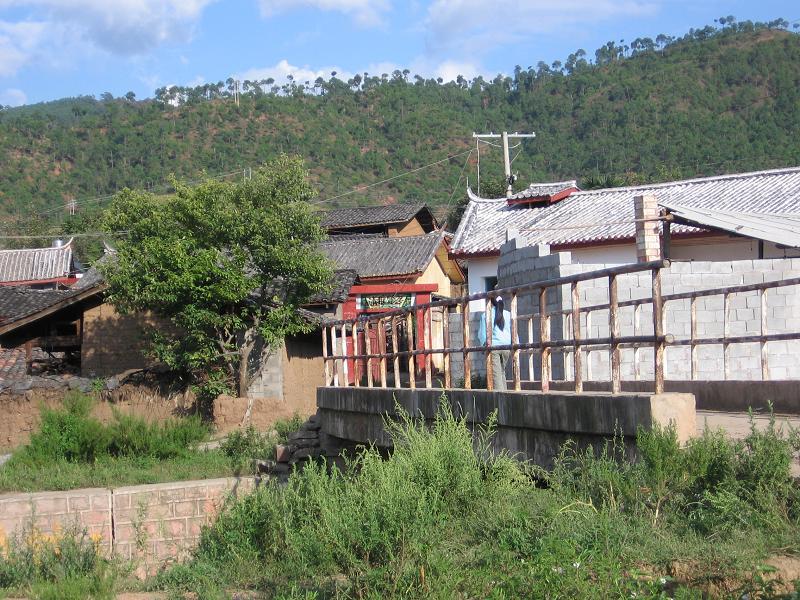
[490,245,800,382]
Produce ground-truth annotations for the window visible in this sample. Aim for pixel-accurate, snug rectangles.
[484,276,498,292]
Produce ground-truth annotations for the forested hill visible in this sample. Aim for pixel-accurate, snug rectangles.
[1,19,799,219]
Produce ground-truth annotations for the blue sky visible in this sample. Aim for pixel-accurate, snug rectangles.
[0,0,797,107]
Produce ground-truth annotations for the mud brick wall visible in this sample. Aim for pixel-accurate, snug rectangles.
[0,488,112,552]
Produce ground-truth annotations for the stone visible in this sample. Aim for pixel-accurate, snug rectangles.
[274,444,292,463]
[105,377,120,391]
[288,430,318,442]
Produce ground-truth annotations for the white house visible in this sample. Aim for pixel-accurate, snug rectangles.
[451,167,800,310]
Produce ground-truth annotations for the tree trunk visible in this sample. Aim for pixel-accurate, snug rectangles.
[238,331,256,426]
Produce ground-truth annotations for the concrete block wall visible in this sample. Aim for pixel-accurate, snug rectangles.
[0,477,256,576]
[486,241,800,383]
[113,477,256,572]
[0,488,112,552]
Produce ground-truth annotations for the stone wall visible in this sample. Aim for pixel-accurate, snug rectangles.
[0,477,256,577]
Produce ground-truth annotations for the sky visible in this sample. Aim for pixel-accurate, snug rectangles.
[0,0,797,107]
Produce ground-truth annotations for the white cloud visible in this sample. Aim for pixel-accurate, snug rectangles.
[237,59,353,86]
[0,87,26,106]
[425,0,657,53]
[236,56,487,89]
[258,0,390,27]
[0,20,47,76]
[0,0,214,62]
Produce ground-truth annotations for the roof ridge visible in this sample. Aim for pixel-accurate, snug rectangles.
[574,165,800,197]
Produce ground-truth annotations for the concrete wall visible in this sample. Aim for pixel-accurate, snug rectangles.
[495,241,800,383]
[0,477,256,577]
[464,236,800,313]
[317,386,695,468]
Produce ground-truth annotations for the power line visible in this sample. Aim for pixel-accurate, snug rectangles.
[311,149,473,205]
[0,231,129,240]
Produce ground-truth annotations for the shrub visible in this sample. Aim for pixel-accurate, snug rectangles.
[221,426,275,468]
[0,523,115,598]
[11,393,210,467]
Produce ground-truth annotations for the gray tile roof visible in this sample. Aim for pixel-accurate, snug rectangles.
[0,241,74,283]
[510,180,578,200]
[320,231,445,278]
[451,167,800,255]
[321,203,427,230]
[662,203,800,248]
[307,270,358,304]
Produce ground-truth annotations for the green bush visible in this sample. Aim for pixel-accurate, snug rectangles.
[14,393,210,467]
[221,426,275,468]
[0,523,116,598]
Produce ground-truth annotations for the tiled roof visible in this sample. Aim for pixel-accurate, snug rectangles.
[321,203,427,229]
[320,231,445,278]
[509,180,578,200]
[451,167,800,255]
[0,240,74,283]
[307,270,358,304]
[662,203,800,249]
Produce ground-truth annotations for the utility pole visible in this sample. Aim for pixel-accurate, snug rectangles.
[473,131,536,198]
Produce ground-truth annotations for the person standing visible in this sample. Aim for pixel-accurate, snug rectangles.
[478,295,512,391]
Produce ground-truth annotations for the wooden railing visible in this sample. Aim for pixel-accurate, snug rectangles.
[321,259,800,393]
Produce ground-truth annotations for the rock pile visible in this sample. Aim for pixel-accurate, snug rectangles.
[256,413,352,480]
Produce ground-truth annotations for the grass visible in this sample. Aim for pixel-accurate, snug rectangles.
[0,522,119,600]
[0,392,296,492]
[154,397,800,599]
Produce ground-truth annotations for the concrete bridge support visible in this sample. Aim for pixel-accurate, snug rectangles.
[317,387,695,469]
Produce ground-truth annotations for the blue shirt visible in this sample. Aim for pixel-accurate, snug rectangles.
[477,308,512,347]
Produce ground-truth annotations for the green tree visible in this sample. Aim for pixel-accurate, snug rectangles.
[99,154,333,402]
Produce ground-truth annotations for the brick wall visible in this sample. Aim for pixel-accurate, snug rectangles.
[491,240,800,383]
[112,477,256,573]
[0,488,112,552]
[0,476,256,576]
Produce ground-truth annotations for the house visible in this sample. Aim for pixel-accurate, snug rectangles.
[0,239,81,288]
[451,167,800,308]
[320,230,465,376]
[0,260,362,421]
[321,203,437,237]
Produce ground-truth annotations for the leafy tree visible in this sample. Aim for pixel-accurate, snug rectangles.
[99,154,332,404]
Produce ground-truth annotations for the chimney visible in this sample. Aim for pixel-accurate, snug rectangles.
[634,194,661,263]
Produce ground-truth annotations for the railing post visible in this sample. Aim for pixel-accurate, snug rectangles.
[391,316,401,387]
[364,320,373,388]
[511,292,520,390]
[406,311,416,389]
[690,296,697,380]
[485,297,494,390]
[442,306,451,389]
[379,317,387,388]
[761,288,769,381]
[331,324,340,387]
[723,292,730,380]
[652,267,665,394]
[634,303,642,381]
[527,316,534,383]
[462,302,471,389]
[539,288,550,392]
[424,307,432,389]
[340,323,349,386]
[609,274,621,394]
[322,325,331,386]
[571,281,583,393]
[352,321,360,387]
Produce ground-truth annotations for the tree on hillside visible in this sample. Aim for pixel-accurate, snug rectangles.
[99,154,333,406]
